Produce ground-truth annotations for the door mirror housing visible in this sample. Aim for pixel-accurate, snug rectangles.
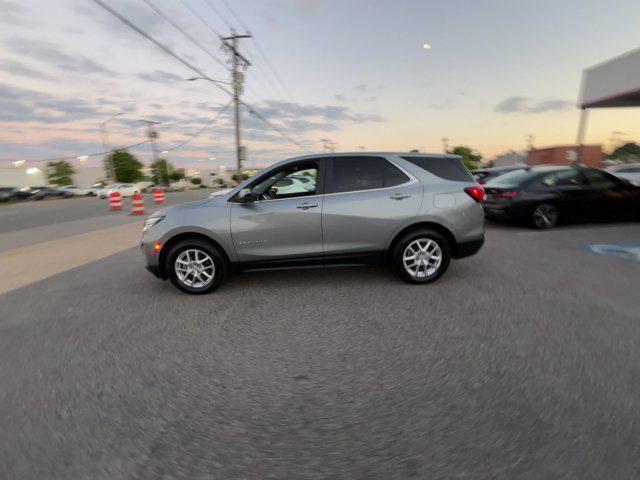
[238,188,253,202]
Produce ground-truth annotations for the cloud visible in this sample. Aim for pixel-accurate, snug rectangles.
[495,96,572,113]
[4,38,117,77]
[275,0,320,14]
[334,94,347,102]
[0,83,104,123]
[0,0,35,26]
[354,84,369,92]
[0,60,47,79]
[137,70,184,84]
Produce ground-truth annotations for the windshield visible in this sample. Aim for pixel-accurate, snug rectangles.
[486,169,538,187]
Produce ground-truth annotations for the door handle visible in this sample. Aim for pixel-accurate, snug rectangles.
[390,193,411,200]
[297,202,318,210]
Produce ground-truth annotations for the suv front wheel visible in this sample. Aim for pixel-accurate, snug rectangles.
[166,239,226,294]
[393,229,451,284]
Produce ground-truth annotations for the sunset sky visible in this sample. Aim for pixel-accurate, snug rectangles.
[1,0,639,171]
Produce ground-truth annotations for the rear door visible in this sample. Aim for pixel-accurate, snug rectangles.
[321,156,422,260]
[539,170,593,220]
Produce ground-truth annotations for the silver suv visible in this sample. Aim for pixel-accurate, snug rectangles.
[141,153,485,294]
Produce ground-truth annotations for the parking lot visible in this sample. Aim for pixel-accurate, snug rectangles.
[1,196,639,479]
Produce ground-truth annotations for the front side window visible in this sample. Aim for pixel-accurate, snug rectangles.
[250,164,317,200]
[327,157,409,193]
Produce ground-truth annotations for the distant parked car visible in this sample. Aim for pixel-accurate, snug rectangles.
[30,186,74,201]
[472,165,527,185]
[607,163,640,186]
[483,166,640,229]
[0,187,31,202]
[59,185,94,196]
[97,183,139,198]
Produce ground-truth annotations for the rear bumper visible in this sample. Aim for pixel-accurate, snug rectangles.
[454,235,484,259]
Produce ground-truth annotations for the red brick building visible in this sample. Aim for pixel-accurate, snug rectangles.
[525,145,604,168]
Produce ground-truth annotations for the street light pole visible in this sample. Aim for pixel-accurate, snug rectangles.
[99,112,123,182]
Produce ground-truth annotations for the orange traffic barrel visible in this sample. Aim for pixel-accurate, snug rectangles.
[109,191,123,211]
[131,193,145,215]
[153,188,165,204]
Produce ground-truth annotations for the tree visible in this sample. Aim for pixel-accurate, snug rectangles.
[231,173,250,183]
[609,142,640,162]
[151,158,172,185]
[448,145,483,171]
[106,150,144,183]
[169,170,184,182]
[46,160,75,185]
[191,177,202,185]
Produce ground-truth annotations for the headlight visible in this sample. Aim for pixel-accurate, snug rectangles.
[143,215,165,232]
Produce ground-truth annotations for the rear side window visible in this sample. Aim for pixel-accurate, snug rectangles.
[401,156,474,182]
[327,157,409,193]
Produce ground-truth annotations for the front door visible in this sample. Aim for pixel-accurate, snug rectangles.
[230,160,324,263]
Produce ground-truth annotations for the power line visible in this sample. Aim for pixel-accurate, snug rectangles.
[162,100,232,152]
[219,0,250,32]
[90,0,308,152]
[201,0,234,31]
[139,0,227,70]
[216,0,294,102]
[245,105,310,152]
[179,0,223,38]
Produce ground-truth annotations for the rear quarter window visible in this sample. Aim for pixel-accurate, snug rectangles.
[401,156,474,182]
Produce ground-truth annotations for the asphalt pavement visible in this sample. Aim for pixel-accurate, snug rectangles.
[1,198,639,479]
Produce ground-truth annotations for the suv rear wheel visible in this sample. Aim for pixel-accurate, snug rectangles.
[393,229,451,284]
[166,239,226,294]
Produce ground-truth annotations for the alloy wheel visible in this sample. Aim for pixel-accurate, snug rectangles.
[403,238,443,279]
[174,248,215,288]
[533,204,558,229]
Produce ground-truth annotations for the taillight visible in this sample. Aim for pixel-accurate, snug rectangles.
[477,180,485,185]
[501,190,519,200]
[464,186,485,202]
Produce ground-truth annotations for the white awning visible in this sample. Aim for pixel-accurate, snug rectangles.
[579,47,640,109]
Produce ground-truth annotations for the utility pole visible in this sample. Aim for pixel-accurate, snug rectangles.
[140,119,162,181]
[221,30,251,184]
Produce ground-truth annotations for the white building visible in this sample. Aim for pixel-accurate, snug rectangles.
[0,165,108,188]
[491,151,527,167]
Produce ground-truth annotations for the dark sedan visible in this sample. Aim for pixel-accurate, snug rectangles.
[29,186,74,201]
[0,187,32,202]
[483,166,640,229]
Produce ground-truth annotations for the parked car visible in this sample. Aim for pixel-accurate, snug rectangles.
[59,185,94,196]
[97,183,139,198]
[142,153,485,294]
[0,187,32,202]
[30,186,74,200]
[483,166,640,229]
[607,163,640,186]
[272,176,315,195]
[472,165,526,185]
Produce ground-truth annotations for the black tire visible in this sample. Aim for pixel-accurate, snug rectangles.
[531,203,558,229]
[166,239,226,294]
[392,229,451,284]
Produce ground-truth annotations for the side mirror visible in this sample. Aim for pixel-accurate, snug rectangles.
[238,188,253,202]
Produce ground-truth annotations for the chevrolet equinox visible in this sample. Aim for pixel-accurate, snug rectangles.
[141,153,485,294]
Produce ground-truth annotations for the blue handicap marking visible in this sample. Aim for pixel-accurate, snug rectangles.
[585,243,640,262]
